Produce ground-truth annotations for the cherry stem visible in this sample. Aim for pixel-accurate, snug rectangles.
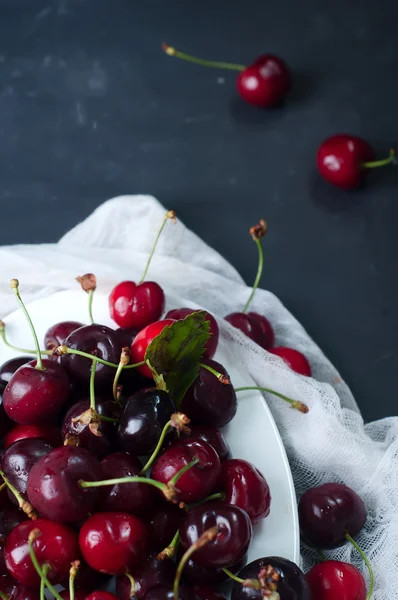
[0,482,6,493]
[28,530,63,600]
[173,526,219,600]
[55,346,145,370]
[69,560,80,600]
[140,420,172,474]
[199,362,231,385]
[10,279,43,370]
[242,239,264,313]
[139,210,176,283]
[162,43,245,72]
[185,492,226,511]
[40,564,50,600]
[363,148,395,169]
[0,323,48,355]
[89,358,98,411]
[346,533,374,600]
[0,470,37,519]
[169,457,199,487]
[125,572,136,597]
[87,290,94,324]
[158,529,180,560]
[98,414,119,423]
[222,567,245,584]
[235,386,309,413]
[0,592,8,600]
[113,347,130,402]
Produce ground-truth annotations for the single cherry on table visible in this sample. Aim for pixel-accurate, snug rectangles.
[269,347,312,377]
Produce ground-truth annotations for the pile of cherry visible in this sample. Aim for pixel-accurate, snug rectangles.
[0,213,373,600]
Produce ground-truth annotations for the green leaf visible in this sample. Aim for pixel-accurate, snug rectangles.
[144,311,211,407]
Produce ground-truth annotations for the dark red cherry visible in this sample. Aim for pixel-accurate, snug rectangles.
[0,575,40,600]
[116,326,140,348]
[298,483,367,549]
[180,359,237,428]
[61,324,121,386]
[231,556,310,600]
[237,55,291,107]
[193,587,227,600]
[0,380,13,438]
[225,312,274,351]
[3,359,70,424]
[147,503,183,552]
[0,506,27,575]
[85,593,119,600]
[99,452,155,516]
[220,459,271,524]
[61,400,113,458]
[144,585,194,600]
[152,438,221,503]
[5,518,78,587]
[44,321,84,352]
[79,512,148,575]
[130,319,176,378]
[109,281,165,330]
[27,446,102,523]
[0,357,32,383]
[165,308,219,359]
[1,438,54,506]
[117,388,176,456]
[179,503,252,568]
[180,552,246,586]
[317,134,376,190]
[184,426,231,462]
[116,553,175,599]
[306,560,366,600]
[60,559,109,592]
[4,423,61,449]
[268,347,311,377]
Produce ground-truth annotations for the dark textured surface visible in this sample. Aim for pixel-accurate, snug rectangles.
[0,0,397,421]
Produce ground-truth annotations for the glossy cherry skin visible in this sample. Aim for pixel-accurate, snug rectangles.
[165,308,219,359]
[85,594,119,600]
[99,452,155,516]
[225,312,274,351]
[0,506,27,575]
[184,426,231,462]
[61,399,113,459]
[61,324,121,386]
[231,556,310,600]
[3,359,70,424]
[0,380,13,438]
[0,357,32,382]
[4,423,61,449]
[268,347,312,377]
[27,446,103,523]
[317,134,375,189]
[180,552,246,586]
[144,585,194,600]
[152,438,221,503]
[181,359,237,428]
[179,503,252,568]
[109,280,165,330]
[130,319,176,378]
[220,459,271,524]
[116,326,140,348]
[237,55,291,107]
[0,575,40,600]
[298,482,367,548]
[147,503,184,552]
[44,321,84,352]
[116,553,175,599]
[118,388,176,456]
[306,561,366,600]
[79,512,148,575]
[1,438,54,506]
[5,518,78,587]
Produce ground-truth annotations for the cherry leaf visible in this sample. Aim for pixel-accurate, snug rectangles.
[144,311,211,406]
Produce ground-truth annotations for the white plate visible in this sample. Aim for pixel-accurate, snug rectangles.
[0,290,300,565]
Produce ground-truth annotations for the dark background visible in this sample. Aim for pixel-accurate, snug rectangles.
[1,0,397,421]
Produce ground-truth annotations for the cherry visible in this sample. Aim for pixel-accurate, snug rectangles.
[184,426,231,462]
[144,584,194,600]
[179,552,246,586]
[130,319,176,378]
[193,587,227,600]
[62,399,114,459]
[1,438,54,507]
[0,381,13,439]
[118,388,176,456]
[85,594,119,600]
[0,506,27,575]
[268,347,312,377]
[306,561,366,600]
[3,358,70,424]
[116,326,140,348]
[317,134,395,189]
[98,452,155,516]
[79,512,148,575]
[0,575,40,600]
[27,446,103,523]
[298,482,367,548]
[179,503,252,568]
[60,591,88,600]
[116,553,175,599]
[231,556,310,600]
[44,321,84,352]
[4,423,61,449]
[60,559,110,592]
[151,438,221,503]
[180,359,237,428]
[147,503,183,552]
[5,518,78,587]
[225,313,274,351]
[165,309,219,359]
[0,357,32,382]
[219,459,271,524]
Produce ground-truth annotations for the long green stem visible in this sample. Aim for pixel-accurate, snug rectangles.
[222,567,244,584]
[235,386,309,413]
[40,564,50,600]
[0,325,48,355]
[88,290,94,324]
[346,533,374,600]
[174,527,219,600]
[58,346,145,370]
[89,358,97,411]
[79,476,167,493]
[28,531,63,600]
[363,148,395,169]
[162,43,245,72]
[139,210,176,283]
[10,280,43,370]
[242,238,264,313]
[140,420,172,474]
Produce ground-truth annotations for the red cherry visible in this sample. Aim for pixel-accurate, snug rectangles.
[0,575,40,600]
[225,312,274,350]
[109,281,165,330]
[306,561,366,600]
[220,459,271,524]
[268,347,312,377]
[4,423,61,449]
[130,319,176,378]
[165,308,219,359]
[44,321,84,352]
[85,594,119,600]
[237,54,291,107]
[78,512,148,575]
[5,518,78,588]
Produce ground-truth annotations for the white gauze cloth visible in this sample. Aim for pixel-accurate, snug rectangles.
[0,195,396,599]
